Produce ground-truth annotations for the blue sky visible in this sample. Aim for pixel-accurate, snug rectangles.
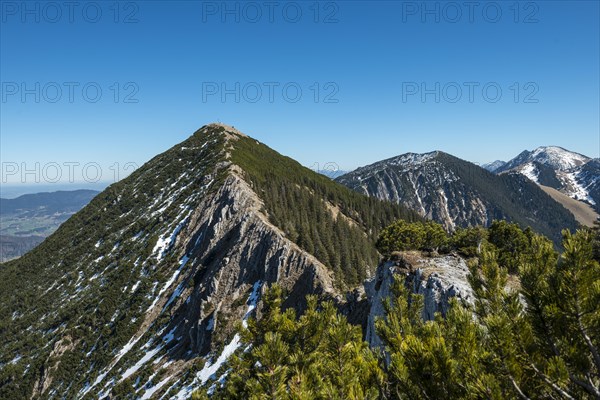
[1,0,599,189]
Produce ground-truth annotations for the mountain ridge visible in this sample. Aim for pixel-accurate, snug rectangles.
[336,150,580,244]
[495,145,590,174]
[0,123,420,399]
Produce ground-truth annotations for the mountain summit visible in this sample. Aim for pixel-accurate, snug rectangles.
[495,146,590,174]
[0,124,419,399]
[336,150,579,243]
[492,146,599,214]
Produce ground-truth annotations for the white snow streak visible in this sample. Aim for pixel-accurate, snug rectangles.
[141,375,173,400]
[152,216,189,261]
[173,281,262,399]
[520,163,539,183]
[147,255,190,312]
[120,346,163,382]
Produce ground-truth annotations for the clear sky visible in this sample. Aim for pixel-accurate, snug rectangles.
[1,0,599,189]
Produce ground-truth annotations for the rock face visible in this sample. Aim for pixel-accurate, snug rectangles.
[0,124,349,400]
[2,124,423,399]
[336,151,579,245]
[337,152,490,231]
[365,252,473,348]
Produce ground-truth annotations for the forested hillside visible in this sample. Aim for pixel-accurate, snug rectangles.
[200,223,600,399]
[230,135,422,287]
[337,151,580,245]
[0,124,422,399]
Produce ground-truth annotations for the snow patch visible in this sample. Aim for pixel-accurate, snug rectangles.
[163,327,177,344]
[131,280,141,293]
[163,282,185,311]
[565,171,596,205]
[120,345,163,382]
[519,163,539,183]
[147,255,190,312]
[9,355,22,365]
[141,375,172,400]
[173,281,262,399]
[152,216,190,261]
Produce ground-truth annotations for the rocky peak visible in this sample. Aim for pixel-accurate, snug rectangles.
[0,123,419,399]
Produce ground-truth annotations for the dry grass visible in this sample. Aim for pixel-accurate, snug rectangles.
[539,185,599,227]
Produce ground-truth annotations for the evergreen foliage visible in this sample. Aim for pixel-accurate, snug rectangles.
[450,226,488,257]
[230,136,422,287]
[487,220,532,273]
[591,221,600,262]
[375,220,448,255]
[209,227,600,399]
[376,281,505,399]
[376,219,553,275]
[205,285,384,399]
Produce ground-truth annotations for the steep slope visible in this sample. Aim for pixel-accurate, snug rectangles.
[538,185,599,227]
[0,124,419,399]
[574,159,600,210]
[336,151,579,244]
[494,146,599,212]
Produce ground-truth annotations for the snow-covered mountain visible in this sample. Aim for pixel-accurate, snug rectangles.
[336,151,578,243]
[493,146,599,211]
[496,146,590,174]
[481,160,506,173]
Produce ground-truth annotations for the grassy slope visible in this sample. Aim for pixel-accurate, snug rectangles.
[539,185,599,227]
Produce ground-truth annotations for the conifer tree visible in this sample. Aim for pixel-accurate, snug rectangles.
[591,221,600,262]
[450,226,488,257]
[422,221,448,253]
[198,224,600,400]
[206,285,382,399]
[518,230,600,398]
[487,220,529,273]
[376,280,504,399]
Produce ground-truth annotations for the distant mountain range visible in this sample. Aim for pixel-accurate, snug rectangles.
[481,160,507,172]
[336,151,580,244]
[493,146,590,174]
[0,190,98,261]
